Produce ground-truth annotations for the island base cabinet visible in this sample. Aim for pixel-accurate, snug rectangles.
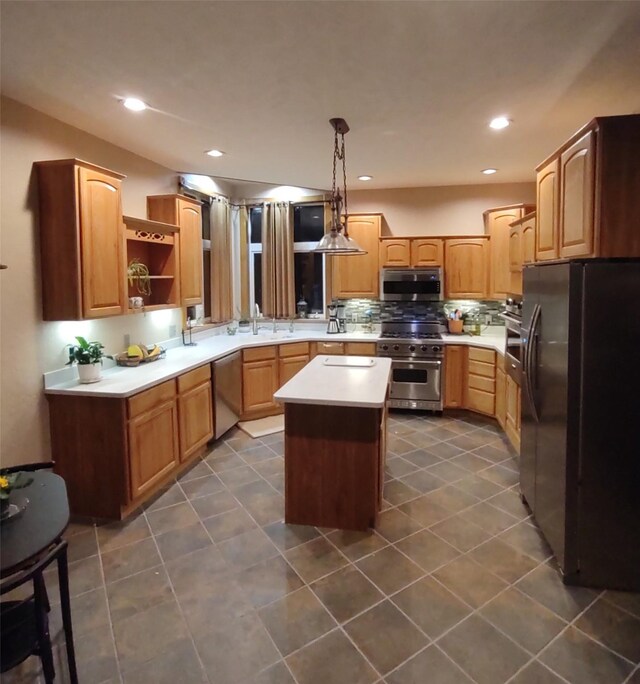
[284,403,384,531]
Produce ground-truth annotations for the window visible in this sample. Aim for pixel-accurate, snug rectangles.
[249,206,263,311]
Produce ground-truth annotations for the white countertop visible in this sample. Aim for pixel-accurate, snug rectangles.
[274,355,392,408]
[44,327,505,399]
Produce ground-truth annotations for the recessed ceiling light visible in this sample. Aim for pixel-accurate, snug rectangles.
[358,175,373,181]
[489,116,510,130]
[482,168,498,175]
[122,97,147,112]
[206,149,225,157]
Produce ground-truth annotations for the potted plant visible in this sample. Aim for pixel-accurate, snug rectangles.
[127,258,151,296]
[67,336,105,384]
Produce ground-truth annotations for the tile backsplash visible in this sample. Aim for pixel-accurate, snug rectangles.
[335,298,505,325]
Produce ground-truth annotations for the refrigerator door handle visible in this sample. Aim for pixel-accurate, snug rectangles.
[524,303,541,423]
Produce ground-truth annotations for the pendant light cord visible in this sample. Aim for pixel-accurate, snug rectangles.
[332,130,349,238]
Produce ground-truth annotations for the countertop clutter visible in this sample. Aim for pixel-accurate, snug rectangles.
[44,328,506,398]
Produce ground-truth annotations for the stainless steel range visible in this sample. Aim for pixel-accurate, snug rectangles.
[376,320,446,411]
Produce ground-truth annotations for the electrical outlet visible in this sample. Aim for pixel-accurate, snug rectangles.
[124,334,130,348]
[169,324,177,338]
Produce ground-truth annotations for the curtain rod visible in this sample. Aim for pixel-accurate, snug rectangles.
[179,183,328,208]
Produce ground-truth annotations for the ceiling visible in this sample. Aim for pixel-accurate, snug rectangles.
[2,1,640,189]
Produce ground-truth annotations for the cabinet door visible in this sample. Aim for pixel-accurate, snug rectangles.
[509,226,522,274]
[315,342,344,356]
[522,216,536,265]
[129,400,180,499]
[379,239,410,267]
[178,199,203,306]
[78,167,125,318]
[485,208,523,299]
[495,367,506,429]
[536,158,559,261]
[559,129,596,258]
[178,381,214,461]
[444,239,489,299]
[278,355,309,387]
[332,215,381,298]
[444,346,465,408]
[411,238,444,266]
[243,359,279,413]
[344,342,377,356]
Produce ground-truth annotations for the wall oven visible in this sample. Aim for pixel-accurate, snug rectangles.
[380,268,443,302]
[500,294,523,383]
[387,358,443,411]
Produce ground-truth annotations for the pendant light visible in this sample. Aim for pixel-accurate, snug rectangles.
[314,118,367,255]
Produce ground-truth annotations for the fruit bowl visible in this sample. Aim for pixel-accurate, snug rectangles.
[113,344,165,367]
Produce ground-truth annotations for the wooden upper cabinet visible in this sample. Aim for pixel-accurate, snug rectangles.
[559,129,595,258]
[147,194,203,306]
[484,206,532,299]
[332,214,381,298]
[509,226,522,274]
[379,239,410,267]
[536,158,560,261]
[36,159,126,320]
[411,238,444,266]
[521,212,537,264]
[444,238,489,299]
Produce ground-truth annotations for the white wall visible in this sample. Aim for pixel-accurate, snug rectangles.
[1,97,183,466]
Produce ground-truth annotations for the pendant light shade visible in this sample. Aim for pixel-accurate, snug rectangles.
[314,118,366,255]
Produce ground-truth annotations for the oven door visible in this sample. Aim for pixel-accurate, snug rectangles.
[500,313,523,383]
[388,359,442,411]
[380,269,442,302]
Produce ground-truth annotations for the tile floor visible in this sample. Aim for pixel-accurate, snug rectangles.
[5,411,640,684]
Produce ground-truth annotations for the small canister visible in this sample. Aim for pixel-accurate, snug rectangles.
[296,296,308,319]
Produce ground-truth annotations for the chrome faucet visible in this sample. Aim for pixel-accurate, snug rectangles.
[252,303,260,335]
[272,317,278,333]
[289,318,295,333]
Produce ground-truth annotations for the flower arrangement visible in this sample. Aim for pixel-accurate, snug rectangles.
[0,471,33,513]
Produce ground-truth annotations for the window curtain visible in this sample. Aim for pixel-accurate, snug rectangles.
[210,196,233,322]
[261,201,295,318]
[238,205,250,319]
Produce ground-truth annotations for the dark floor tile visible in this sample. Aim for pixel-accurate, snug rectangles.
[190,489,238,519]
[286,629,377,684]
[516,563,600,621]
[311,565,383,623]
[344,600,428,675]
[471,443,513,463]
[392,575,471,638]
[480,587,566,653]
[180,473,225,500]
[50,586,110,639]
[241,444,282,464]
[487,489,532,520]
[498,520,552,563]
[603,590,640,619]
[459,501,520,536]
[205,448,245,472]
[66,528,99,563]
[44,555,104,604]
[479,463,520,488]
[260,432,284,446]
[385,455,419,480]
[237,555,304,608]
[383,479,420,505]
[253,457,284,479]
[326,529,388,561]
[96,514,151,553]
[430,514,493,552]
[121,641,207,684]
[154,520,213,562]
[469,538,541,584]
[72,622,120,683]
[424,441,466,460]
[404,431,441,449]
[284,537,348,583]
[258,586,336,656]
[426,426,460,442]
[101,537,162,584]
[218,528,279,569]
[144,482,186,512]
[395,529,460,573]
[226,431,264,453]
[398,495,452,527]
[628,667,640,683]
[422,485,479,514]
[449,451,494,473]
[146,501,199,535]
[386,645,474,684]
[195,611,280,684]
[202,507,258,542]
[356,545,425,595]
[179,578,253,634]
[387,436,418,455]
[434,555,508,609]
[266,472,285,494]
[540,626,634,684]
[455,473,504,500]
[426,460,469,484]
[251,661,296,684]
[262,520,320,551]
[113,599,191,673]
[402,448,443,469]
[439,614,529,684]
[575,596,640,663]
[399,469,446,494]
[106,565,173,624]
[218,464,262,490]
[376,507,424,542]
[164,545,229,599]
[509,660,566,684]
[178,459,213,482]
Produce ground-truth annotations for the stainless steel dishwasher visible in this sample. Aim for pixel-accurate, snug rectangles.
[212,351,242,439]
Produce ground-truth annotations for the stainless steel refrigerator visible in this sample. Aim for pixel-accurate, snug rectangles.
[521,259,640,590]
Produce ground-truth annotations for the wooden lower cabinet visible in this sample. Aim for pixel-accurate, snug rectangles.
[444,345,466,408]
[313,341,345,356]
[242,358,279,417]
[345,342,376,356]
[465,347,496,416]
[178,365,214,461]
[495,366,507,429]
[278,355,309,386]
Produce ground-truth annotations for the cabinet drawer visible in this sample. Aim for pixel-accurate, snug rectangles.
[468,374,496,394]
[316,342,345,355]
[467,359,496,378]
[128,380,176,418]
[345,342,377,356]
[243,345,277,362]
[467,388,495,416]
[279,341,310,358]
[468,347,495,364]
[177,364,211,394]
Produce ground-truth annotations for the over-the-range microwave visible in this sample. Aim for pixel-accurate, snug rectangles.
[380,267,443,302]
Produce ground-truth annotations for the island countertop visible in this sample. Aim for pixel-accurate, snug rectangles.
[274,355,392,409]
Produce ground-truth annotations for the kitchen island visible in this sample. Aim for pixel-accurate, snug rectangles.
[274,355,392,531]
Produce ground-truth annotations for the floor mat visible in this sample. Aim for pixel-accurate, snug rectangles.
[238,414,285,438]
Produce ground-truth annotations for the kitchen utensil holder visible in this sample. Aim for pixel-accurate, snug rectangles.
[448,319,464,334]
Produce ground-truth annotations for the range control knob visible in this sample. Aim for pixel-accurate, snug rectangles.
[420,345,428,352]
[393,344,400,351]
[409,345,416,352]
[432,345,442,353]
[381,344,388,351]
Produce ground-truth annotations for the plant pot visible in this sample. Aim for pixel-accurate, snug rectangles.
[77,362,102,384]
[448,319,464,334]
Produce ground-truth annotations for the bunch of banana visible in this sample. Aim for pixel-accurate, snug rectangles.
[126,343,162,360]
